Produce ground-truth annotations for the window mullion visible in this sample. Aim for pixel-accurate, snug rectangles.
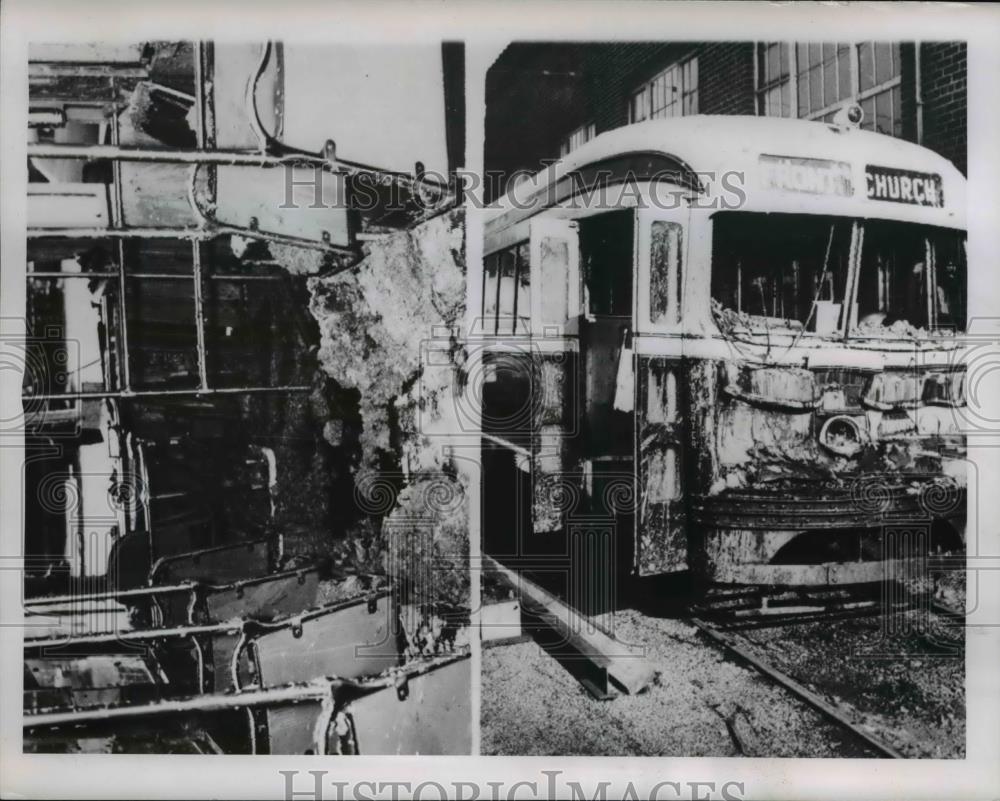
[789,41,799,118]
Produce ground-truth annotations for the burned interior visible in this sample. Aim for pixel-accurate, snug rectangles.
[22,41,470,755]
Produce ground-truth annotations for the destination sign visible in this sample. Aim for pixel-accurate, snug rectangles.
[758,155,853,197]
[865,165,944,207]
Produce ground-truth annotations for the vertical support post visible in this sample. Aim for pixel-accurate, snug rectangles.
[109,95,132,392]
[193,40,207,148]
[192,241,209,392]
[192,41,211,393]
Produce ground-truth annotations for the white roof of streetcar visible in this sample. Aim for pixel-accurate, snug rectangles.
[485,115,966,238]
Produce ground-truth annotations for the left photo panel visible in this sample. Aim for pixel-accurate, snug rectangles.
[21,40,470,755]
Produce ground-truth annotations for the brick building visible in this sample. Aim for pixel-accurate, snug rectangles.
[484,41,966,201]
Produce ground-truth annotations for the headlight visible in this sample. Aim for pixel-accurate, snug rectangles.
[819,414,866,456]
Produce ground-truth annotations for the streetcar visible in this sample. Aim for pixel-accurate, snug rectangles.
[480,108,966,601]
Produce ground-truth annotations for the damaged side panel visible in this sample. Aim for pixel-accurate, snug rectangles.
[635,355,687,575]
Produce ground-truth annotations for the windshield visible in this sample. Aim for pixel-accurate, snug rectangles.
[710,212,966,336]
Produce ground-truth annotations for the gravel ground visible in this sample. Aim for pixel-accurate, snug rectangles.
[731,609,964,758]
[481,608,881,757]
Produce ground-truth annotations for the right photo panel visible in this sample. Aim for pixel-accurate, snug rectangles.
[478,41,967,758]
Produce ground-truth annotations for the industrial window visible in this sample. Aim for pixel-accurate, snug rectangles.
[559,122,596,157]
[758,43,792,118]
[482,242,530,335]
[630,58,699,123]
[756,42,903,137]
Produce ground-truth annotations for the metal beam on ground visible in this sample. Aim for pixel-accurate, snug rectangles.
[482,554,656,697]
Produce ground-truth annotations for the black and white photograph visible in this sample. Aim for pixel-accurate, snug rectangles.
[18,38,470,755]
[2,3,1000,800]
[479,39,969,758]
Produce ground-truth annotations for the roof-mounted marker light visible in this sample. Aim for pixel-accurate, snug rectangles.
[832,103,864,129]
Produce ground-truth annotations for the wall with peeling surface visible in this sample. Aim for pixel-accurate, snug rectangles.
[305,209,468,609]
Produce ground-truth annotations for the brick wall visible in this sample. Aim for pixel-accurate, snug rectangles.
[581,42,755,135]
[920,42,967,175]
[485,41,967,187]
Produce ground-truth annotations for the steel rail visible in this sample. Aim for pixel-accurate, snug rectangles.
[689,616,905,759]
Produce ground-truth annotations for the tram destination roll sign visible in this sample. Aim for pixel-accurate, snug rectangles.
[865,164,944,207]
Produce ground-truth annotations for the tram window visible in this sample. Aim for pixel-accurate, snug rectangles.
[579,210,633,316]
[483,252,500,332]
[497,248,517,332]
[483,242,530,335]
[515,242,530,333]
[856,221,966,332]
[650,220,683,325]
[711,212,852,331]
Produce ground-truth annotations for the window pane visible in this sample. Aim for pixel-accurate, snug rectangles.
[631,87,648,123]
[809,66,822,113]
[874,88,893,135]
[650,221,683,325]
[797,69,809,117]
[764,85,778,116]
[874,42,894,84]
[860,96,877,131]
[858,42,875,92]
[808,43,822,67]
[483,253,499,324]
[766,44,779,82]
[515,242,530,333]
[711,212,853,329]
[498,248,517,333]
[823,57,837,108]
[838,46,852,101]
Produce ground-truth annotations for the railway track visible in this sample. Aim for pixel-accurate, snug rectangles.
[683,585,965,759]
[686,582,965,631]
[688,615,905,759]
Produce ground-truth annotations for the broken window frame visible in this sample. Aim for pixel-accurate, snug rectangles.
[709,210,967,338]
[852,219,967,334]
[481,240,530,336]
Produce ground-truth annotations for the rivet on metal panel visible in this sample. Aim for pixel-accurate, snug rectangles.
[395,673,409,701]
[322,231,331,244]
[292,623,303,639]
